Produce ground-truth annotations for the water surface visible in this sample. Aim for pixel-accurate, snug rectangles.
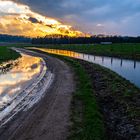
[0,54,43,110]
[34,48,140,88]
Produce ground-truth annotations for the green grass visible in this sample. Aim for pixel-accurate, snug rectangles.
[2,42,140,60]
[0,46,21,63]
[36,43,140,60]
[52,56,106,140]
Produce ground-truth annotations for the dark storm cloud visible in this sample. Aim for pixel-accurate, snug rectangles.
[28,17,40,23]
[7,0,140,36]
[28,17,55,28]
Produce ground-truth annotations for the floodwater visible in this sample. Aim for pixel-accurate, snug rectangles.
[0,54,44,111]
[34,48,140,88]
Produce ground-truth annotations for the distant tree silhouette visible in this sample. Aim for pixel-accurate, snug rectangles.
[32,34,140,44]
[1,33,139,44]
[0,34,31,43]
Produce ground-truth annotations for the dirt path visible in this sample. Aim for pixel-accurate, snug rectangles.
[0,50,75,140]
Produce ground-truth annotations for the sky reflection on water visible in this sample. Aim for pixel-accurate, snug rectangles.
[34,48,140,88]
[0,54,42,109]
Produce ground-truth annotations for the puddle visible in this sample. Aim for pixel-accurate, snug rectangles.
[0,54,44,110]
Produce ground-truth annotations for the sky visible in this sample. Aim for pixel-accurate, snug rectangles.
[0,0,140,37]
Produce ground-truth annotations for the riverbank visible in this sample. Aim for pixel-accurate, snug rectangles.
[54,55,140,140]
[65,58,106,140]
[34,43,140,61]
[77,60,140,139]
[35,50,140,140]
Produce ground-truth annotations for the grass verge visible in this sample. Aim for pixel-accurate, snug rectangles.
[0,46,21,63]
[61,56,140,139]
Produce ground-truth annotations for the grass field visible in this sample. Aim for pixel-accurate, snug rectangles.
[1,43,140,60]
[0,46,21,63]
[37,43,140,60]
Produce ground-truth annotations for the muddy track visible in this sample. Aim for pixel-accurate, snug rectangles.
[0,50,75,140]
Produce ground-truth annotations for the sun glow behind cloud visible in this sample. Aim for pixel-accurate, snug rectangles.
[0,0,85,37]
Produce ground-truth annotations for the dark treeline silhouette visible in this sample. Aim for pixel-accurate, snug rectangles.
[32,35,140,44]
[1,34,140,44]
[0,34,31,43]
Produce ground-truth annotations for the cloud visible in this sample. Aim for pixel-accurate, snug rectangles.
[1,0,140,36]
[28,17,40,23]
[0,0,84,37]
[9,0,140,36]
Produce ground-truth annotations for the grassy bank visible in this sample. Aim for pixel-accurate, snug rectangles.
[35,43,140,60]
[78,60,140,139]
[64,58,106,140]
[0,46,21,63]
[58,56,140,139]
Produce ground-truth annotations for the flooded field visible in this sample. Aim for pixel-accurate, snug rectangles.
[33,48,140,88]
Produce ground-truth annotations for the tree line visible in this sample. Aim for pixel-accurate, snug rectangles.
[0,34,31,43]
[1,34,140,44]
[32,35,140,44]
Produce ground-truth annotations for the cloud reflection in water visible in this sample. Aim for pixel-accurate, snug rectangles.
[0,54,43,109]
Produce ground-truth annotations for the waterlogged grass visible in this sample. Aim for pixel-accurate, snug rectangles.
[57,57,106,140]
[0,46,21,63]
[38,43,140,60]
